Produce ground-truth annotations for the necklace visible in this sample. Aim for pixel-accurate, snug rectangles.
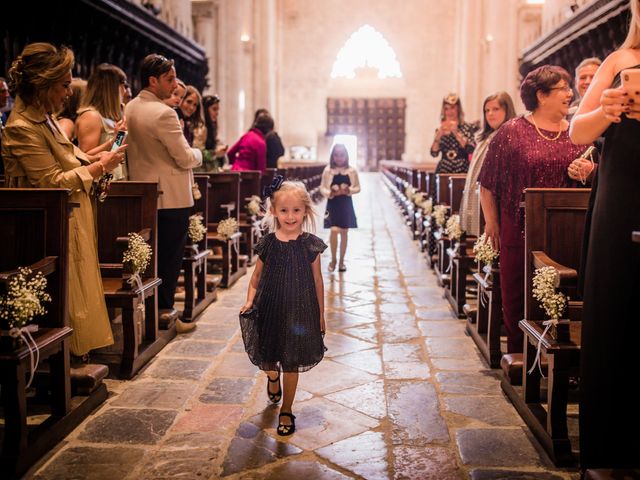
[529,114,562,141]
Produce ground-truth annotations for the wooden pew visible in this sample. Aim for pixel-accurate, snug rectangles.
[433,174,466,286]
[204,172,247,288]
[238,170,263,266]
[93,181,166,379]
[501,188,590,467]
[0,189,107,478]
[180,175,217,322]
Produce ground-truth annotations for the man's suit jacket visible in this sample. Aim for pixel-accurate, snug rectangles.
[125,89,202,209]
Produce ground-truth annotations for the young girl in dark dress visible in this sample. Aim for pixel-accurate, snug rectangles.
[320,144,361,272]
[239,178,327,436]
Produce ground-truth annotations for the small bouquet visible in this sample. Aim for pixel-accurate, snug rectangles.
[418,198,433,215]
[246,195,262,217]
[188,214,208,243]
[404,185,416,200]
[473,233,499,269]
[217,217,239,239]
[412,191,426,206]
[432,205,448,227]
[0,267,51,331]
[445,214,462,242]
[532,266,567,322]
[123,232,152,275]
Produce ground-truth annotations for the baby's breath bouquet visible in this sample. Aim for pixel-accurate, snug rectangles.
[123,233,152,275]
[405,185,416,201]
[418,197,433,215]
[188,214,208,243]
[445,214,463,242]
[473,233,499,270]
[532,266,567,321]
[412,192,426,206]
[217,217,239,239]
[0,267,51,331]
[432,205,448,227]
[246,195,262,217]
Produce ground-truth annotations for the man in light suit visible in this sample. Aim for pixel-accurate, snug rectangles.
[125,54,202,332]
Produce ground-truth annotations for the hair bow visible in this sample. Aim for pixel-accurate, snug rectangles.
[263,175,284,199]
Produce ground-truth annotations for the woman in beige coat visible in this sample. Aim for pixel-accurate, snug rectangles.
[2,43,126,357]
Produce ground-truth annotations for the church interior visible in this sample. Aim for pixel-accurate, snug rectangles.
[1,0,639,478]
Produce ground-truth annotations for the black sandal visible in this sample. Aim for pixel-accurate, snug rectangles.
[267,373,281,403]
[277,412,296,436]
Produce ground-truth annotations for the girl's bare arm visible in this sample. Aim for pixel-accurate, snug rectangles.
[240,259,263,312]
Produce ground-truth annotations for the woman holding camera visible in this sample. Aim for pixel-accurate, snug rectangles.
[2,43,126,358]
[570,0,640,468]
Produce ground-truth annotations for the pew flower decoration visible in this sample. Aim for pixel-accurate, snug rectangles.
[432,205,448,227]
[123,233,152,275]
[532,266,567,321]
[217,217,239,239]
[412,192,426,206]
[404,185,416,201]
[188,214,207,243]
[246,195,262,217]
[0,267,51,331]
[418,197,433,215]
[473,233,499,268]
[445,214,462,241]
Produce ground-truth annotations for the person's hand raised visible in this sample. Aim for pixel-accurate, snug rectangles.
[600,87,629,123]
[96,144,127,172]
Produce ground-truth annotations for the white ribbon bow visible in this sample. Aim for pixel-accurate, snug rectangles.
[527,318,558,378]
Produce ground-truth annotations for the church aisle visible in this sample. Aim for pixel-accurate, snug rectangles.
[29,173,577,480]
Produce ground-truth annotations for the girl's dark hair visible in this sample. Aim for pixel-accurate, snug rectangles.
[520,65,571,111]
[329,143,349,168]
[203,94,220,150]
[254,113,274,135]
[478,91,517,141]
[254,108,269,123]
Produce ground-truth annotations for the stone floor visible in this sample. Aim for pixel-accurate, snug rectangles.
[27,173,580,480]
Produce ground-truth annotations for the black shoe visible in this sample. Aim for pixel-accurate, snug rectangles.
[267,373,281,403]
[277,412,296,436]
[338,264,347,272]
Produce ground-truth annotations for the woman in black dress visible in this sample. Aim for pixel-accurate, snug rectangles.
[570,3,640,468]
[320,144,361,272]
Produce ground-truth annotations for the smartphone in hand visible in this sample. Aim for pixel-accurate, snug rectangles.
[111,130,128,152]
[621,68,640,105]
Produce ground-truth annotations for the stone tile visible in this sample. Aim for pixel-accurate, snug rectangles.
[237,460,352,479]
[418,320,467,337]
[110,382,197,409]
[143,358,210,381]
[444,396,524,426]
[298,359,377,395]
[416,308,457,321]
[136,448,220,479]
[230,339,247,352]
[316,431,388,479]
[380,316,422,343]
[456,428,546,467]
[282,397,378,450]
[33,446,145,480]
[161,432,226,450]
[78,408,177,444]
[332,348,383,375]
[393,445,462,480]
[436,372,502,395]
[431,356,487,371]
[385,361,431,380]
[342,303,378,319]
[469,470,567,480]
[199,377,255,404]
[378,302,413,315]
[326,310,376,329]
[343,323,379,343]
[214,353,259,377]
[325,380,387,419]
[324,332,377,357]
[382,343,423,362]
[171,404,243,434]
[163,340,225,358]
[176,322,238,342]
[220,422,302,476]
[387,382,449,445]
[426,337,480,358]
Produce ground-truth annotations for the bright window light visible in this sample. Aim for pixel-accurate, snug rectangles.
[331,25,402,79]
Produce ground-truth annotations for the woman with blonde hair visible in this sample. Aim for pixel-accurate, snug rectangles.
[570,0,640,468]
[2,42,126,358]
[76,63,128,179]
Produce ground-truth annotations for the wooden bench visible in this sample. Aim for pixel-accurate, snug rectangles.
[0,189,107,478]
[501,187,591,467]
[204,172,247,288]
[93,181,167,379]
[433,173,466,286]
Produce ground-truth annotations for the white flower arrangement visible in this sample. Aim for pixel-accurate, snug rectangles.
[411,192,426,205]
[445,214,463,241]
[217,217,239,239]
[432,205,448,227]
[246,195,262,217]
[418,198,433,215]
[188,214,208,243]
[0,267,51,330]
[404,185,416,200]
[122,232,152,275]
[532,266,567,320]
[473,233,499,267]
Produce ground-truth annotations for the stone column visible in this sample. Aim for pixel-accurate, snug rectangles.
[192,0,218,95]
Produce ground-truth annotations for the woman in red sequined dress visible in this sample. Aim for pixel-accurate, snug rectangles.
[478,65,590,353]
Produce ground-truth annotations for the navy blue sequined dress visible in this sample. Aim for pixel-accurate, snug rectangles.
[240,232,327,373]
[324,173,358,229]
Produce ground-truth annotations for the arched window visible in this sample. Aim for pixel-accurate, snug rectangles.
[330,25,403,79]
